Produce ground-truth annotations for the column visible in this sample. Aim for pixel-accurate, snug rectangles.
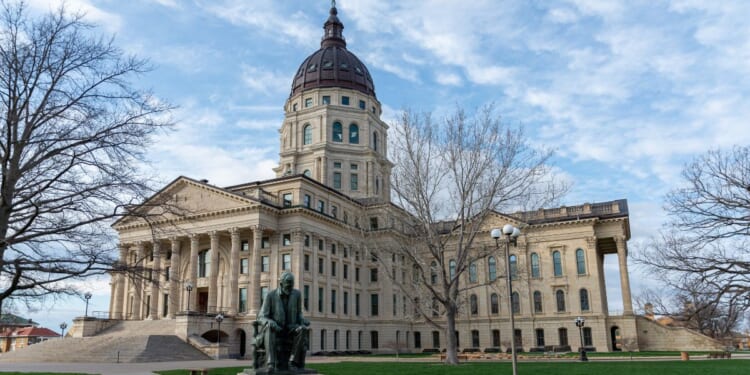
[250,226,263,315]
[293,230,304,285]
[149,241,162,319]
[228,228,241,315]
[112,244,128,319]
[132,242,144,320]
[168,238,181,318]
[208,231,220,314]
[189,234,199,311]
[615,236,633,315]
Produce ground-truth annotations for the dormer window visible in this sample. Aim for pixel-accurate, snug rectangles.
[323,60,333,69]
[307,63,317,72]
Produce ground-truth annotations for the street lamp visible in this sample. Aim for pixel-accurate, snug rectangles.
[575,316,588,362]
[84,292,92,317]
[59,322,67,339]
[491,224,521,375]
[215,313,224,360]
[185,281,194,312]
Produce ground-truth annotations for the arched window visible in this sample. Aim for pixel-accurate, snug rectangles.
[303,169,311,177]
[509,255,518,279]
[576,248,586,275]
[556,290,566,312]
[469,262,477,283]
[333,122,343,142]
[553,251,562,276]
[470,294,478,315]
[580,288,590,311]
[303,124,312,145]
[533,291,543,313]
[490,293,499,314]
[449,259,456,280]
[373,131,378,151]
[488,256,497,281]
[430,261,438,285]
[511,292,520,314]
[349,124,359,143]
[530,253,540,278]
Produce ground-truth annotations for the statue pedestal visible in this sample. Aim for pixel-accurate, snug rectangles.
[238,369,319,375]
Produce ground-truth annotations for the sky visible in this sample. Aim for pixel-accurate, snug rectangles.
[16,0,750,332]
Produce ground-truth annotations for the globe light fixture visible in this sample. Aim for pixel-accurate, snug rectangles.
[492,224,521,375]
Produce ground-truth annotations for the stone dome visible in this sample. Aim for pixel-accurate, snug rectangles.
[290,6,375,98]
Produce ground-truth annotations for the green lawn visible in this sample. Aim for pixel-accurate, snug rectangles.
[155,360,750,375]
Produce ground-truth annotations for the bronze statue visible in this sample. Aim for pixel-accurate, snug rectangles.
[253,271,312,373]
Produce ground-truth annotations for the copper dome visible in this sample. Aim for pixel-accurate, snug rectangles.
[290,6,375,98]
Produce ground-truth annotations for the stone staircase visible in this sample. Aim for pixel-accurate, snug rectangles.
[0,320,211,363]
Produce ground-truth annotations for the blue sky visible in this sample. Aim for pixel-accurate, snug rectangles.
[19,0,750,332]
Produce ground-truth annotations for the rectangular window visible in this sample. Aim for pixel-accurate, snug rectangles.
[414,332,422,348]
[318,239,324,250]
[331,261,337,276]
[318,287,324,313]
[318,258,324,274]
[261,237,270,249]
[536,329,545,347]
[239,288,248,313]
[241,240,249,251]
[583,327,593,346]
[305,98,313,107]
[304,194,311,208]
[318,200,325,213]
[333,172,342,189]
[359,99,365,109]
[370,217,379,230]
[370,293,379,316]
[283,193,293,208]
[304,235,310,247]
[492,330,501,347]
[356,293,361,316]
[350,163,358,170]
[283,233,291,246]
[282,254,291,270]
[261,256,269,272]
[261,286,269,308]
[331,290,337,314]
[165,266,170,281]
[472,330,480,348]
[322,95,331,105]
[342,96,350,105]
[370,331,378,349]
[331,205,338,218]
[163,294,169,317]
[343,291,349,315]
[304,254,310,271]
[393,294,397,316]
[370,268,378,282]
[304,285,310,310]
[514,329,523,348]
[355,267,360,282]
[350,173,358,190]
[240,258,249,274]
[343,264,349,279]
[432,331,440,348]
[334,161,341,168]
[331,243,336,254]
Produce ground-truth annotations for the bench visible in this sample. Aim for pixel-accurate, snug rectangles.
[188,369,209,375]
[439,354,469,361]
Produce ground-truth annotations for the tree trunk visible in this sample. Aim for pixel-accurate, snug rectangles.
[444,303,459,364]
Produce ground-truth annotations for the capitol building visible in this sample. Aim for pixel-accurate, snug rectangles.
[107,4,714,359]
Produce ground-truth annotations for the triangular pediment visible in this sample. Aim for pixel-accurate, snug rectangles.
[113,176,257,228]
[481,210,527,232]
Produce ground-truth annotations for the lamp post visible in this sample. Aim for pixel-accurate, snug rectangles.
[215,313,224,360]
[185,281,194,312]
[491,224,521,375]
[84,292,92,317]
[575,316,588,361]
[59,322,67,339]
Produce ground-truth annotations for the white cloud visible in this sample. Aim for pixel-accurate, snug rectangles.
[241,65,289,95]
[435,72,462,86]
[27,0,122,32]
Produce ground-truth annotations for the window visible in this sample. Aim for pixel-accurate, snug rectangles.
[262,237,270,248]
[303,124,312,145]
[322,95,331,105]
[305,98,312,107]
[488,256,497,281]
[349,124,359,143]
[303,169,311,177]
[333,172,342,189]
[333,329,339,350]
[198,250,209,277]
[531,253,540,278]
[320,329,327,350]
[241,240,249,252]
[331,290,337,314]
[304,235,310,247]
[510,255,518,279]
[344,291,349,315]
[556,290,566,312]
[334,161,341,168]
[558,328,568,346]
[430,261,438,284]
[304,194,311,208]
[239,288,248,313]
[370,217,378,230]
[370,331,378,349]
[432,331,440,348]
[331,205,337,218]
[350,173,358,190]
[342,96,350,105]
[343,264,348,279]
[370,294,379,316]
[583,327,593,346]
[576,249,586,275]
[471,330,480,348]
[536,329,545,347]
[346,330,351,349]
[318,287,324,313]
[393,294,398,316]
[470,294,478,315]
[333,122,343,142]
[355,293,360,315]
[511,292,520,314]
[469,262,477,283]
[580,288,590,311]
[282,254,291,270]
[449,259,456,280]
[370,268,378,282]
[240,258,249,274]
[304,285,310,310]
[534,291,543,313]
[318,239,324,251]
[165,266,170,281]
[355,267,360,282]
[283,234,291,246]
[261,256,270,272]
[358,99,365,109]
[304,254,310,271]
[293,103,298,111]
[373,131,379,151]
[317,200,325,213]
[331,261,337,276]
[491,293,499,314]
[318,258,324,274]
[163,293,169,317]
[414,332,421,348]
[261,286,269,308]
[514,329,523,348]
[553,251,563,276]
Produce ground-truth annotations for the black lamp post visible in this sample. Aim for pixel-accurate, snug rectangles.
[185,281,194,312]
[84,292,92,317]
[492,224,521,375]
[59,322,67,338]
[575,316,588,361]
[215,313,224,360]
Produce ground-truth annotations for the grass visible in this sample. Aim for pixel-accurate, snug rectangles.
[154,360,750,375]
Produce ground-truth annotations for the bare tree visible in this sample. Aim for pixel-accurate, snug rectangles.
[386,106,566,364]
[0,1,171,312]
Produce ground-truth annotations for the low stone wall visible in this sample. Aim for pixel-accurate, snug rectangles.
[70,317,119,338]
[636,316,724,351]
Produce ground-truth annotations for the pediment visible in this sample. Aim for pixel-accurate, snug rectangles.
[481,210,527,232]
[113,176,256,228]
